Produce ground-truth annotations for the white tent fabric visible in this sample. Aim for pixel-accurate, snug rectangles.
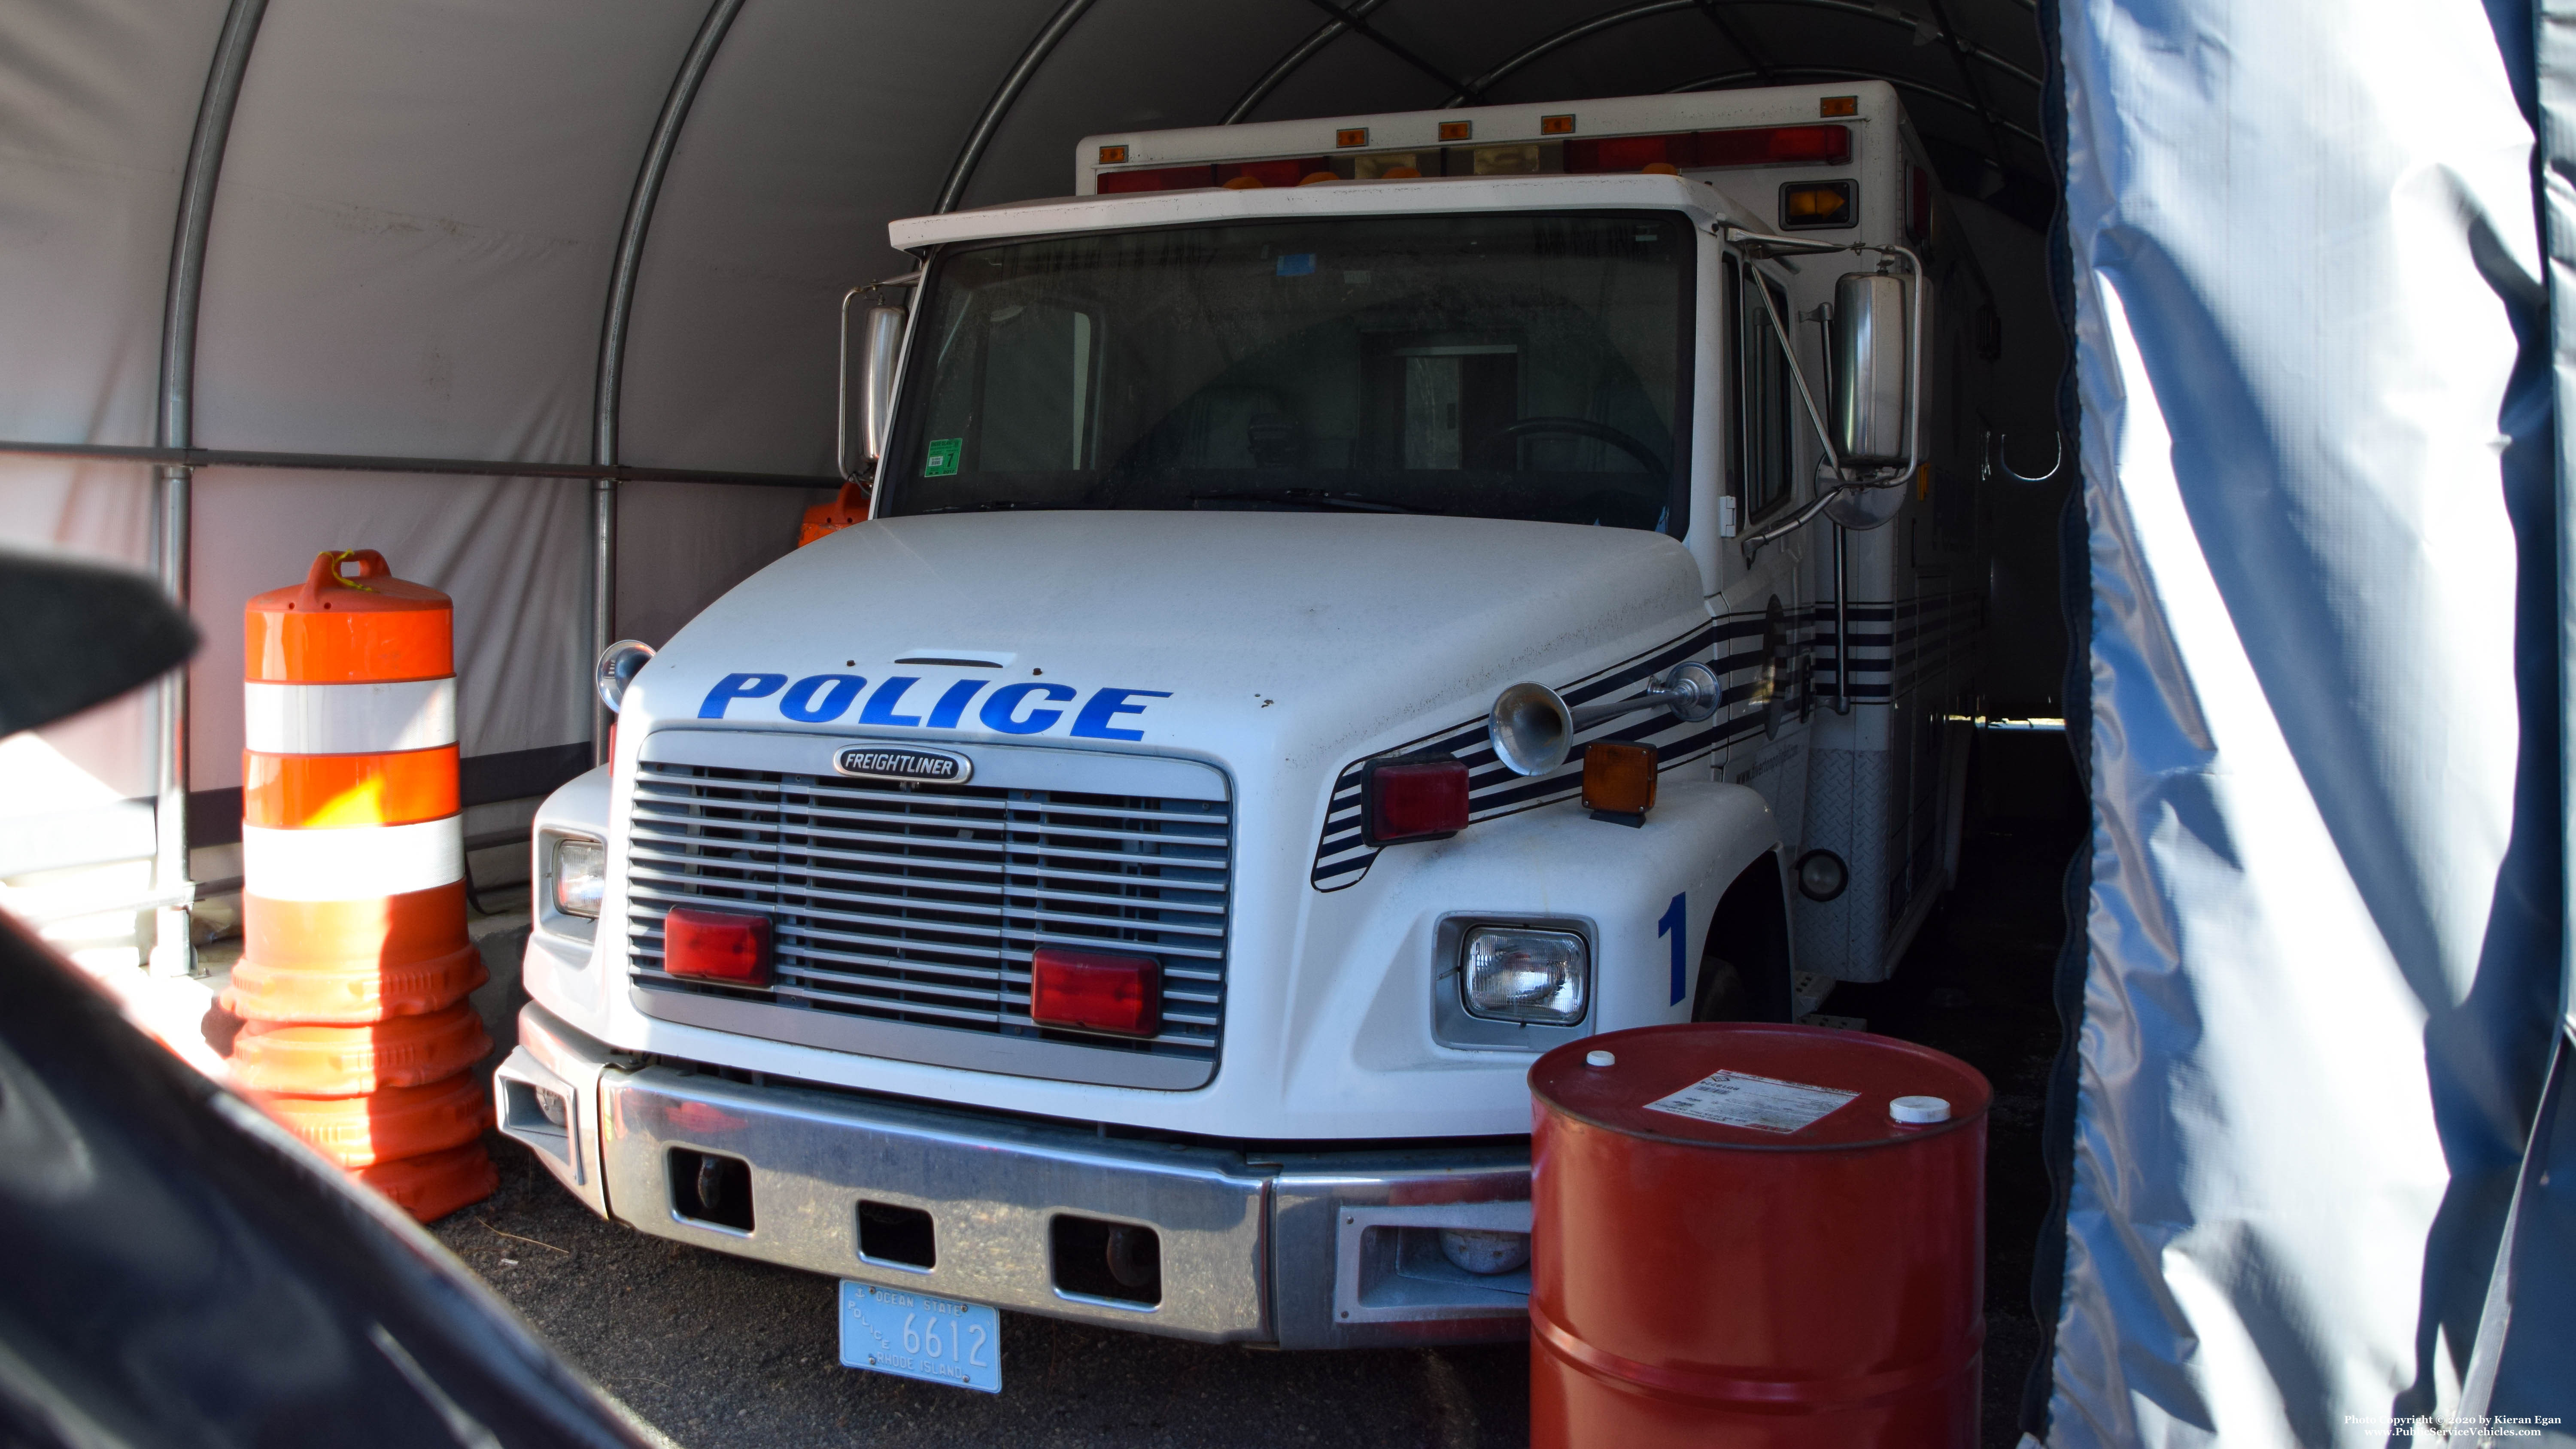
[2051,0,2570,1440]
[1,0,2568,1440]
[0,0,2067,830]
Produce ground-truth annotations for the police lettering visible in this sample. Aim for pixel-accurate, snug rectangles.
[698,671,1169,739]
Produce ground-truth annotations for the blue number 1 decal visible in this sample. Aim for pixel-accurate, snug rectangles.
[1659,892,1688,1005]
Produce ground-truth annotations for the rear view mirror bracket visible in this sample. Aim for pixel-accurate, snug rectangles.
[1719,228,1923,561]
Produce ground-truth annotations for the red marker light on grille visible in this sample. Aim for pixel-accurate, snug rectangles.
[1030,948,1161,1036]
[664,907,772,986]
[1364,755,1471,844]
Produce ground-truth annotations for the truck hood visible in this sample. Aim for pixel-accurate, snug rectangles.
[622,510,1704,775]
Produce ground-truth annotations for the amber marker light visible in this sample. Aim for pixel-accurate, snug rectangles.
[1582,741,1660,823]
[1820,94,1860,117]
[1098,144,1129,164]
[1337,127,1370,148]
[1439,120,1472,141]
[1539,113,1576,135]
[1780,179,1857,230]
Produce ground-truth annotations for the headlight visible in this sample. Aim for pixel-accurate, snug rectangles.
[552,836,606,917]
[1461,926,1588,1025]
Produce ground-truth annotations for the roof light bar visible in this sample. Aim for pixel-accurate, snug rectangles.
[1564,123,1850,174]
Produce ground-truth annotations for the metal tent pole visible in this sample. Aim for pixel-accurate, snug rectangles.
[1450,0,2042,108]
[935,0,1104,214]
[148,0,270,978]
[592,0,747,764]
[1221,0,1394,124]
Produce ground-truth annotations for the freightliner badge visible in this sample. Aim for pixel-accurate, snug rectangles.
[833,744,973,785]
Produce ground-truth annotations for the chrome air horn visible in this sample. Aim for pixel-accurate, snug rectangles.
[1487,662,1722,777]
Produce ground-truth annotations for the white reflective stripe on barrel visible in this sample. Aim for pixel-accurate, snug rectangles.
[241,816,464,899]
[243,678,457,754]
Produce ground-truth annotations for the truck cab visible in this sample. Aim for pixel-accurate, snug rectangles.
[495,81,1998,1350]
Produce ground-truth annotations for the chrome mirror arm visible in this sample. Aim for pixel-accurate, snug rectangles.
[1746,253,1843,477]
[1724,237,1927,562]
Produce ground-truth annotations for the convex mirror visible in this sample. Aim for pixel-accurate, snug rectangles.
[837,295,908,479]
[1830,270,1910,467]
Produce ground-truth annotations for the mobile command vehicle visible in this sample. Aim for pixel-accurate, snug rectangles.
[496,82,2005,1364]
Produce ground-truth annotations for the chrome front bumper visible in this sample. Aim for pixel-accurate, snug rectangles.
[497,1004,1531,1348]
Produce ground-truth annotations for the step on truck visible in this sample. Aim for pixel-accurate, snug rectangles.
[496,81,2000,1358]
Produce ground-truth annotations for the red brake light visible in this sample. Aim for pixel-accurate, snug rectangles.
[1564,132,1692,172]
[1364,756,1471,844]
[1098,163,1217,194]
[1030,948,1161,1036]
[1218,157,1329,188]
[664,906,772,986]
[1563,124,1851,173]
[1701,123,1850,166]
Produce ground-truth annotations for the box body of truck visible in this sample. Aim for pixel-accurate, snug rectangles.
[495,81,1999,1350]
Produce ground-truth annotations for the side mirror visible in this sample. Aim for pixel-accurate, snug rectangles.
[1830,270,1910,467]
[837,294,908,480]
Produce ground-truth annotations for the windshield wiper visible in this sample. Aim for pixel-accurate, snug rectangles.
[912,499,1079,514]
[1189,488,1439,515]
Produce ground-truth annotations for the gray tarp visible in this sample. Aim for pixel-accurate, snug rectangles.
[2050,0,2571,1440]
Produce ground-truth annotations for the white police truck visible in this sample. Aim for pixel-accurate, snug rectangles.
[496,81,2000,1367]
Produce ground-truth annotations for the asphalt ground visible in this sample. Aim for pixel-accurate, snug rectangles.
[431,728,2082,1449]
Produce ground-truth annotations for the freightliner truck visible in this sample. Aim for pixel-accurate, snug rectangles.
[495,81,2001,1362]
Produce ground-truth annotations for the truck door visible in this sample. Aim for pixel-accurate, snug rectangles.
[1721,252,1814,763]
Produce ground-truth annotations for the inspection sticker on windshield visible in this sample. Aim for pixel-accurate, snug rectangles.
[923,437,961,477]
[1645,1069,1858,1134]
[839,1281,1001,1393]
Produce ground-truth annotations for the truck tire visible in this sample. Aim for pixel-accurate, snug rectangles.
[1692,854,1795,1023]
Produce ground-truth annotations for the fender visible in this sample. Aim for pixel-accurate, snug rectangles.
[522,764,611,1031]
[1286,779,1783,1116]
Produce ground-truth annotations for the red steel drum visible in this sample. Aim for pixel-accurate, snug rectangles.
[1528,1023,1988,1448]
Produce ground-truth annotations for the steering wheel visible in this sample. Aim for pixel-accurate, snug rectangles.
[1483,416,1668,474]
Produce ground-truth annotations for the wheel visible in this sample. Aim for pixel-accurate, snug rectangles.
[1692,952,1755,1022]
[1692,856,1796,1023]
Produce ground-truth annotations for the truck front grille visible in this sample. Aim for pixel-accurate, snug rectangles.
[625,760,1230,1074]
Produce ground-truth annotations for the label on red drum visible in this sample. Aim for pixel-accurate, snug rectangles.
[1645,1069,1859,1134]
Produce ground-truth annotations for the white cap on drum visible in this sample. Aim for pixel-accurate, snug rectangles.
[1889,1095,1951,1125]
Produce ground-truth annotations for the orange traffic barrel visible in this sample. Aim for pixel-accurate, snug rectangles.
[231,549,475,1019]
[228,549,495,1221]
[223,891,484,1023]
[798,480,871,546]
[228,1002,490,1095]
[355,1141,503,1223]
[247,1072,492,1170]
[1528,1024,1988,1449]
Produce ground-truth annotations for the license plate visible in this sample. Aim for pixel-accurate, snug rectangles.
[837,1282,1002,1394]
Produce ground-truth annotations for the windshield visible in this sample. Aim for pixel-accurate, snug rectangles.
[881,213,1692,531]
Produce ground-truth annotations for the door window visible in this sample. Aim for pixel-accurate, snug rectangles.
[1729,259,1797,519]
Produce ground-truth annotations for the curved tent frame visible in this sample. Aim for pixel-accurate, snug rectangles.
[4,3,2565,1443]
